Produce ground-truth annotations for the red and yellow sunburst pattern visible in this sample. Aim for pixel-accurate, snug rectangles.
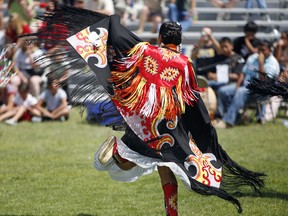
[144,56,158,75]
[160,67,180,82]
[169,193,178,211]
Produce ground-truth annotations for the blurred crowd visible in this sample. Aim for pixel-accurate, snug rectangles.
[192,22,288,128]
[0,0,287,127]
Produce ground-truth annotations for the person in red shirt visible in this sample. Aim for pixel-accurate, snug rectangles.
[5,13,31,44]
[0,82,17,115]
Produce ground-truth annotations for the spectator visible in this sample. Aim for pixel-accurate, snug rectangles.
[208,0,239,8]
[191,27,221,78]
[8,0,40,26]
[45,0,59,12]
[42,47,70,99]
[0,82,40,125]
[207,37,245,92]
[13,41,45,97]
[32,78,69,122]
[245,0,271,21]
[136,0,164,34]
[274,31,288,75]
[245,0,267,9]
[4,13,31,45]
[84,0,115,15]
[114,0,143,26]
[263,31,288,121]
[207,0,239,20]
[0,0,4,30]
[233,21,261,61]
[34,0,63,52]
[214,37,245,119]
[214,40,280,128]
[168,0,196,31]
[0,82,17,115]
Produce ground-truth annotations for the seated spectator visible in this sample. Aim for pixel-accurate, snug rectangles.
[137,0,164,34]
[213,37,246,119]
[33,78,69,122]
[206,37,245,91]
[233,21,261,61]
[8,0,41,27]
[207,0,239,20]
[263,31,288,121]
[41,47,70,99]
[0,0,4,30]
[0,82,17,115]
[84,0,115,15]
[0,82,40,125]
[168,0,195,31]
[13,41,45,98]
[35,0,67,53]
[114,0,143,26]
[4,13,31,45]
[279,70,288,84]
[208,0,239,8]
[214,40,280,128]
[191,27,221,78]
[274,31,288,75]
[245,0,271,21]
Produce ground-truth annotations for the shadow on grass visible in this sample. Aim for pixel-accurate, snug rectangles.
[77,214,96,216]
[232,190,288,201]
[0,214,97,216]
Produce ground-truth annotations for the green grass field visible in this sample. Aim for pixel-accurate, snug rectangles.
[0,109,288,216]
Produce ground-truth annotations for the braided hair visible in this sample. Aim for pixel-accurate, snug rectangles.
[159,21,182,46]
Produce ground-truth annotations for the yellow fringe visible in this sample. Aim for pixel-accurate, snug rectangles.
[128,42,149,57]
[116,76,146,109]
[111,63,139,87]
[110,44,146,87]
[176,76,185,113]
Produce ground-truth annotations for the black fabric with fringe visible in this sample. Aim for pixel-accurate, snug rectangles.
[21,5,266,213]
[21,5,128,129]
[247,76,288,101]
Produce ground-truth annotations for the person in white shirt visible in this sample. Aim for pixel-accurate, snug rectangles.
[13,42,45,98]
[1,83,40,125]
[33,78,69,121]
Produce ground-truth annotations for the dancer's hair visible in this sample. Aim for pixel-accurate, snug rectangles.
[159,21,182,46]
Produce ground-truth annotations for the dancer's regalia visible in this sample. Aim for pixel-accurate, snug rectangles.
[247,76,288,101]
[24,5,265,214]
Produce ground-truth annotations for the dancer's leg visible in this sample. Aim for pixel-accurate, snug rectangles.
[158,166,178,216]
[97,136,136,170]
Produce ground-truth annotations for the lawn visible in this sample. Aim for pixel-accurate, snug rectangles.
[0,108,287,216]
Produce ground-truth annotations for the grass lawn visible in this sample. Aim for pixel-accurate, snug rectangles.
[0,108,287,216]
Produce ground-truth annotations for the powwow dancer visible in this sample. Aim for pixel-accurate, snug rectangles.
[22,5,265,215]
